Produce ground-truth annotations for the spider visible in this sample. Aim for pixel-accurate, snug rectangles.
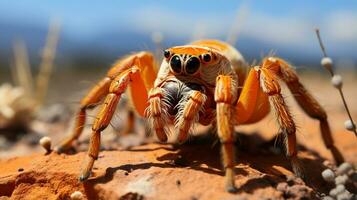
[54,39,344,192]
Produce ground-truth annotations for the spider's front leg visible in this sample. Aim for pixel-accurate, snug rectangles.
[79,53,156,181]
[55,52,156,153]
[215,75,238,193]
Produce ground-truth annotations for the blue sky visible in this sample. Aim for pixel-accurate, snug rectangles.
[1,0,356,38]
[1,1,357,65]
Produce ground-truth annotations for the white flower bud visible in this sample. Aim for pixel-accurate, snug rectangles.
[335,184,346,195]
[344,120,356,131]
[336,191,353,200]
[321,57,333,69]
[337,162,353,175]
[39,136,52,153]
[70,191,83,200]
[322,196,334,200]
[331,75,343,89]
[322,168,335,182]
[335,175,348,185]
[329,188,338,197]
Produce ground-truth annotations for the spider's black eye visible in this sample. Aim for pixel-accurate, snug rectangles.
[164,50,170,59]
[203,54,211,62]
[170,55,182,73]
[185,57,200,74]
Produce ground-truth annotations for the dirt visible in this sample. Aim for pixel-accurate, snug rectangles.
[0,126,356,200]
[0,74,357,200]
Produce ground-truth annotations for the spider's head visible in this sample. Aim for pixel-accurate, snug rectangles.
[155,45,231,118]
[162,46,227,83]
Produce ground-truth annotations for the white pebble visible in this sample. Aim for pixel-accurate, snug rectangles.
[337,162,353,175]
[70,191,83,200]
[344,120,356,132]
[335,175,348,185]
[322,168,335,182]
[331,75,343,89]
[321,57,333,68]
[335,184,346,195]
[329,188,338,197]
[322,196,334,200]
[39,136,52,153]
[337,191,353,200]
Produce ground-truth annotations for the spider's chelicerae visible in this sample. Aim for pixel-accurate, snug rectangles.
[55,39,344,192]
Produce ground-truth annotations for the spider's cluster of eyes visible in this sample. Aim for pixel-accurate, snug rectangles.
[164,50,212,75]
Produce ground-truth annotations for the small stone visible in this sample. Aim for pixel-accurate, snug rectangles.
[335,184,346,195]
[337,162,353,175]
[322,168,335,182]
[336,191,353,200]
[329,188,338,197]
[322,196,334,200]
[39,136,52,153]
[70,191,83,200]
[335,175,348,185]
[344,120,356,132]
[331,75,343,89]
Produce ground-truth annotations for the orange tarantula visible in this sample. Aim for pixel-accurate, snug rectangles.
[54,39,344,192]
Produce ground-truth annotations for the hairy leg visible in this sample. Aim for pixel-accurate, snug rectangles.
[215,75,238,193]
[55,52,156,153]
[263,57,344,164]
[55,77,111,153]
[259,66,303,177]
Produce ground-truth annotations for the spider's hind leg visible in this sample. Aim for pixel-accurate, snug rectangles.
[259,65,303,178]
[264,57,344,165]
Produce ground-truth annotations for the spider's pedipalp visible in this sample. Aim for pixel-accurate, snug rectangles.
[147,87,170,142]
[176,90,207,143]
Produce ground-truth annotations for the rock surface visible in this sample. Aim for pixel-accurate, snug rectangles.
[1,129,356,200]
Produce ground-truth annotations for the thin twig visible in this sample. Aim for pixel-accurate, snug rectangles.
[226,3,249,45]
[315,29,328,58]
[315,28,357,137]
[13,40,34,97]
[36,20,60,107]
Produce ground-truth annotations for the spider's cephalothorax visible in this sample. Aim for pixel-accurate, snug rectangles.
[54,39,344,192]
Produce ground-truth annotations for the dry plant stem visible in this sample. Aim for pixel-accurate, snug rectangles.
[315,28,357,137]
[226,3,249,45]
[13,40,34,97]
[36,21,60,106]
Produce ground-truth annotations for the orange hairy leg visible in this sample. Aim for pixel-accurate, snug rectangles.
[258,64,302,177]
[80,64,155,181]
[55,52,155,153]
[263,57,344,164]
[215,75,238,193]
[54,77,112,153]
[176,91,207,143]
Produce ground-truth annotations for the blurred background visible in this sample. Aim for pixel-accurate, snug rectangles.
[0,0,357,155]
[1,0,357,72]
